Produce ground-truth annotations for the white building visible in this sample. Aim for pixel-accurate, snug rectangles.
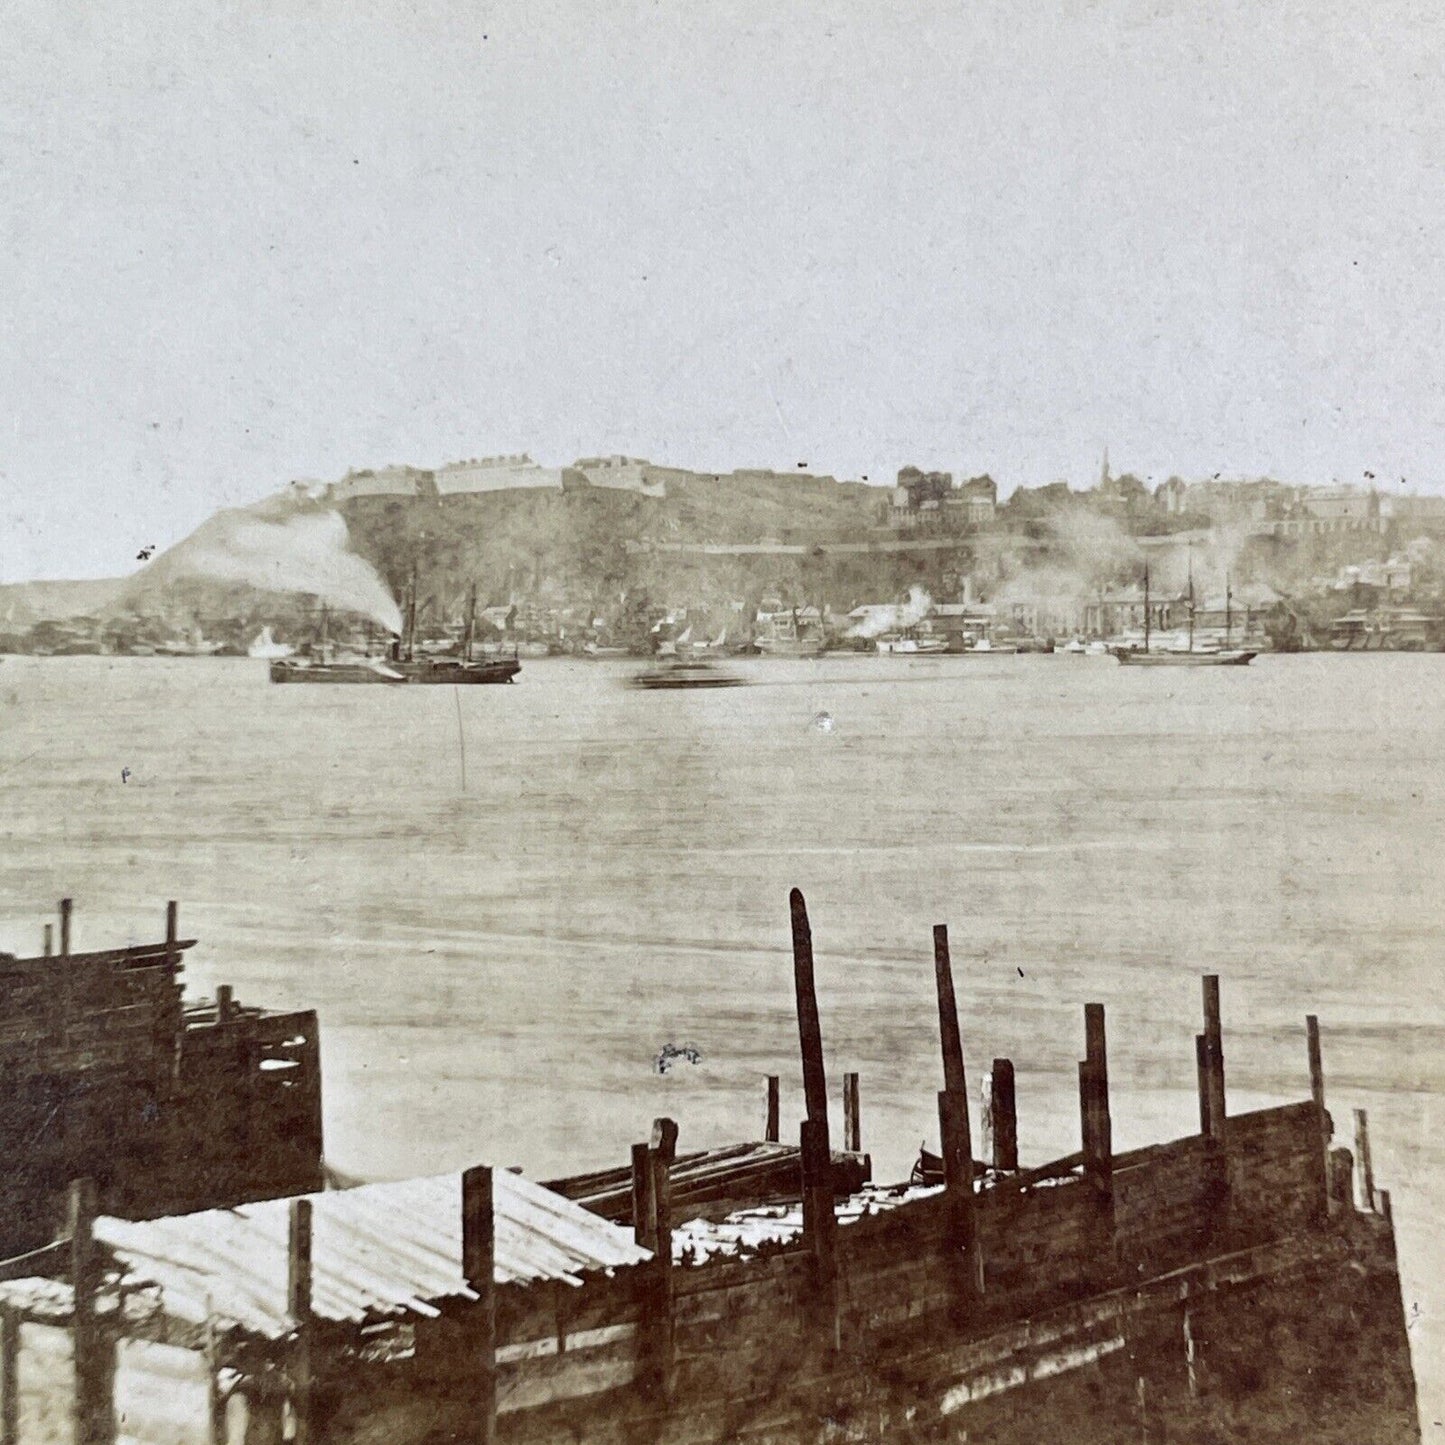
[434,454,565,496]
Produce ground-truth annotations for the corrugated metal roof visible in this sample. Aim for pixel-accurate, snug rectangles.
[96,1171,650,1338]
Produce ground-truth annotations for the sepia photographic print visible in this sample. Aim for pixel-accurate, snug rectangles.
[0,2,1438,1440]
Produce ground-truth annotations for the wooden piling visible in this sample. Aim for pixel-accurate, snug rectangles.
[1,1306,18,1445]
[1305,1016,1332,1214]
[932,925,980,1305]
[1194,1034,1210,1137]
[1201,977,1226,1138]
[43,923,53,957]
[990,1060,1018,1172]
[204,1318,227,1445]
[933,926,968,1100]
[60,898,73,956]
[788,891,837,1302]
[1353,1109,1376,1213]
[70,1178,115,1445]
[462,1167,498,1444]
[216,985,234,1025]
[166,901,179,970]
[287,1198,313,1445]
[630,1143,655,1250]
[1328,1146,1355,1209]
[843,1072,861,1153]
[1083,1004,1113,1168]
[648,1119,678,1401]
[765,1075,780,1144]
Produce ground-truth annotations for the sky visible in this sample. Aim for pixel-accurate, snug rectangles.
[3,0,1444,580]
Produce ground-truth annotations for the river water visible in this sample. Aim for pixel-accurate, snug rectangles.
[0,653,1439,1423]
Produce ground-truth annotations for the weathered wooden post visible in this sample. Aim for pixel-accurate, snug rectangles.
[1201,977,1226,1140]
[216,984,234,1025]
[789,890,838,1344]
[933,924,981,1303]
[462,1166,498,1445]
[43,922,53,957]
[60,898,73,956]
[1194,1034,1210,1137]
[843,1072,861,1154]
[1328,1146,1355,1210]
[649,1118,678,1402]
[1080,1004,1113,1195]
[990,1060,1018,1172]
[765,1075,780,1144]
[1305,1016,1332,1212]
[287,1198,313,1445]
[204,1317,228,1445]
[1,1305,19,1445]
[630,1143,655,1249]
[70,1178,115,1445]
[1353,1109,1376,1213]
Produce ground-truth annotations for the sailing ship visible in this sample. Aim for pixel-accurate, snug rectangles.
[753,609,827,657]
[1114,563,1255,667]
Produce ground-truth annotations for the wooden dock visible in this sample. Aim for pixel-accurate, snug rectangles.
[0,892,1420,1444]
[0,900,324,1258]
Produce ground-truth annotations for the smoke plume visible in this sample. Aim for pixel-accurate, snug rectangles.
[163,510,403,633]
[847,585,933,639]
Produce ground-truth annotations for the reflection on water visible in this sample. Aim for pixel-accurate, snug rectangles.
[0,652,1440,1420]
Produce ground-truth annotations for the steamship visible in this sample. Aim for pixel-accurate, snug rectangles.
[269,581,521,685]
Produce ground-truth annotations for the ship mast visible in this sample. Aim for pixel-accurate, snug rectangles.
[463,582,477,663]
[1144,563,1151,653]
[405,565,419,663]
[1187,551,1196,653]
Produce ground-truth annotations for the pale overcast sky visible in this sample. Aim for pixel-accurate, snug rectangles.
[3,0,1443,579]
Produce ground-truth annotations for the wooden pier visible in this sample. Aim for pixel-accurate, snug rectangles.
[0,900,324,1258]
[0,893,1420,1443]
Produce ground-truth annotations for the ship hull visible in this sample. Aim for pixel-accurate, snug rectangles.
[1114,650,1256,666]
[392,659,521,684]
[270,660,404,683]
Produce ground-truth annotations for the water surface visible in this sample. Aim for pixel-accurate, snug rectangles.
[0,653,1439,1422]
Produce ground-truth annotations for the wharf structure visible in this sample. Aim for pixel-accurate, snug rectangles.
[0,894,1420,1444]
[0,900,323,1260]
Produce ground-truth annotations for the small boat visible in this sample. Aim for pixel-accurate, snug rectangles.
[955,637,1017,656]
[627,658,748,690]
[876,634,947,655]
